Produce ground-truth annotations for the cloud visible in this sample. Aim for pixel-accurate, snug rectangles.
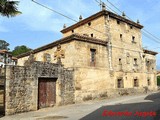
[14,0,98,32]
[16,0,62,32]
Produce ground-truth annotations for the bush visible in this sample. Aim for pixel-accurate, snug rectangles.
[157,76,160,86]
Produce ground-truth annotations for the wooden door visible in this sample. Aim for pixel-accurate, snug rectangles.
[38,78,56,109]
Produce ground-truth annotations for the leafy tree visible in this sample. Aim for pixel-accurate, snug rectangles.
[12,45,32,56]
[0,0,21,17]
[0,40,10,50]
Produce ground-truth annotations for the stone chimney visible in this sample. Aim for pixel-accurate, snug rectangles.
[122,12,126,17]
[63,24,66,29]
[102,2,106,10]
[79,15,83,21]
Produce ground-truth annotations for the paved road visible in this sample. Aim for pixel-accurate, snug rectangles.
[81,92,160,120]
[0,92,160,120]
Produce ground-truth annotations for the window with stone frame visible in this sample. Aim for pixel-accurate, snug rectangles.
[117,20,120,24]
[88,22,91,26]
[133,58,138,66]
[147,78,151,86]
[133,78,139,87]
[43,53,51,62]
[120,34,123,40]
[117,78,124,88]
[132,36,136,43]
[119,58,122,65]
[90,49,96,66]
[146,60,150,72]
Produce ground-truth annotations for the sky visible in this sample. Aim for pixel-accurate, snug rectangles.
[0,0,160,69]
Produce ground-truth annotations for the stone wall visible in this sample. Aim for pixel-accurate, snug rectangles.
[62,16,106,41]
[5,61,74,115]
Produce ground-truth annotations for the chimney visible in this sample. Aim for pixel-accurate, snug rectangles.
[79,15,83,21]
[137,19,140,24]
[63,24,66,29]
[122,12,126,17]
[102,2,106,10]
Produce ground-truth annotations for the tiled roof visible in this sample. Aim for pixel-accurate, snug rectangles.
[17,34,107,58]
[143,49,158,55]
[61,10,143,33]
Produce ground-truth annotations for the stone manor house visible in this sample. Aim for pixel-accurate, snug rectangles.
[5,9,157,115]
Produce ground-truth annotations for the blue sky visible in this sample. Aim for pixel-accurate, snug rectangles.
[0,0,160,68]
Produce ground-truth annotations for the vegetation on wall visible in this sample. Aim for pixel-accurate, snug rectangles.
[157,76,160,86]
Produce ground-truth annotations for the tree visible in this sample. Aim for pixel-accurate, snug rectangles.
[0,40,10,50]
[0,0,21,17]
[12,45,32,56]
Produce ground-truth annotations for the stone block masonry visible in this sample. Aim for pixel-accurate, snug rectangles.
[5,61,74,115]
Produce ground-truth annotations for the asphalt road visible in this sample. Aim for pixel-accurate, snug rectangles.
[81,92,160,120]
[1,92,160,120]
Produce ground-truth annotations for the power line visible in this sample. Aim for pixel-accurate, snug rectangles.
[32,0,146,54]
[32,0,107,35]
[106,0,160,44]
[94,0,119,14]
[31,0,77,22]
[143,29,160,42]
[142,31,160,43]
[32,0,159,53]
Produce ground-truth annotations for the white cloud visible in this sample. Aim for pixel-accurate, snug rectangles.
[15,0,97,32]
[17,0,62,32]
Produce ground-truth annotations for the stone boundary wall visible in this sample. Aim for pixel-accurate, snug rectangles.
[76,88,147,102]
[5,62,74,115]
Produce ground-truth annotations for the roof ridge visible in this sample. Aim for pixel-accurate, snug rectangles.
[17,34,107,58]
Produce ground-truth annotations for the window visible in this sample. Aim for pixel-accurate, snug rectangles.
[126,54,130,64]
[119,58,122,65]
[132,36,136,43]
[120,34,122,40]
[146,60,150,72]
[88,22,91,26]
[72,30,74,33]
[91,34,93,37]
[117,20,120,24]
[133,79,139,87]
[147,78,151,86]
[133,58,138,66]
[90,49,96,66]
[130,25,133,29]
[44,53,51,62]
[8,58,10,64]
[117,78,123,88]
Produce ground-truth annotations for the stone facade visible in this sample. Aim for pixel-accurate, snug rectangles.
[16,10,158,112]
[5,61,74,115]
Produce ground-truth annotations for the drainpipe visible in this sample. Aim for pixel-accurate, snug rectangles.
[108,42,113,71]
[105,14,113,71]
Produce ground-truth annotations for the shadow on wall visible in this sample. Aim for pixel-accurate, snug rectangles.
[80,92,160,120]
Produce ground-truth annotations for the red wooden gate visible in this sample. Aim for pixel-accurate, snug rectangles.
[38,78,56,109]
